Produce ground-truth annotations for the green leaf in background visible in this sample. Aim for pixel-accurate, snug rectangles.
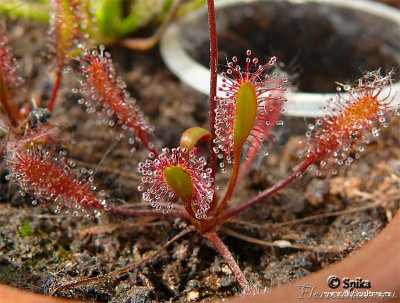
[18,221,32,237]
[0,0,205,45]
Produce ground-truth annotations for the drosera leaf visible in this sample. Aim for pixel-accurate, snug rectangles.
[213,52,287,214]
[138,147,214,219]
[163,166,194,202]
[214,51,287,167]
[5,126,109,217]
[305,69,395,171]
[233,81,258,151]
[47,0,95,112]
[180,127,211,157]
[78,45,157,154]
[0,28,23,126]
[49,0,93,62]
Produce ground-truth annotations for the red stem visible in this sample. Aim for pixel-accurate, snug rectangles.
[215,149,241,215]
[237,92,284,185]
[236,138,260,185]
[221,156,315,221]
[204,229,255,295]
[137,130,159,156]
[207,0,218,209]
[182,196,197,220]
[0,69,18,127]
[47,61,63,113]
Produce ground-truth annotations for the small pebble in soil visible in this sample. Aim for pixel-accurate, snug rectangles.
[187,290,200,301]
[221,264,232,275]
[218,276,236,289]
[187,279,201,290]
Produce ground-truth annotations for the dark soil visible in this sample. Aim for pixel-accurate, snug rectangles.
[1,3,399,303]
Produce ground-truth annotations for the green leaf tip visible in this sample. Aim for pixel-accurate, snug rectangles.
[163,166,194,201]
[180,127,211,156]
[233,81,257,150]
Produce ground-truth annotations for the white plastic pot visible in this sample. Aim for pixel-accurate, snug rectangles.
[160,0,400,117]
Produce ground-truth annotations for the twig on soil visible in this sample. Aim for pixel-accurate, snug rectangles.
[229,201,382,229]
[228,200,385,230]
[228,183,400,229]
[79,220,169,236]
[52,225,196,297]
[221,226,345,254]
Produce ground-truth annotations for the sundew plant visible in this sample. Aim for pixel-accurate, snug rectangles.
[0,0,398,299]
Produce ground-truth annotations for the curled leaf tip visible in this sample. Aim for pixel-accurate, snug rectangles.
[180,127,211,156]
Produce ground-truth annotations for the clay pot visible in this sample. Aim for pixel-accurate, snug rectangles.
[160,0,400,116]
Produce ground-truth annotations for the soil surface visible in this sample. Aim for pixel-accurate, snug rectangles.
[1,3,400,303]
